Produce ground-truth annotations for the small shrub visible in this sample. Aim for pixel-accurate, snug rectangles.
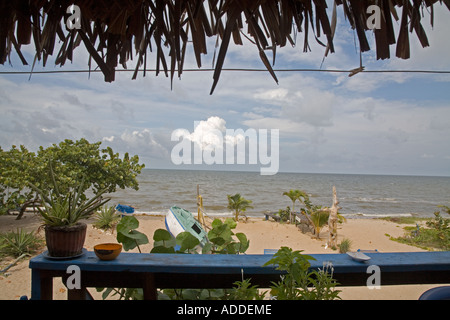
[277,206,291,222]
[0,228,43,258]
[338,238,352,253]
[390,207,450,251]
[93,205,121,232]
[263,246,341,300]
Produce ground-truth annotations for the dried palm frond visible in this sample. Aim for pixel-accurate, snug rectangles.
[0,0,447,93]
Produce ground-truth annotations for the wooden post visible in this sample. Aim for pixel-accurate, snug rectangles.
[142,273,157,300]
[327,186,340,249]
[197,184,205,227]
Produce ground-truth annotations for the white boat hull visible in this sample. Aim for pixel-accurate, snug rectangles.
[165,208,185,238]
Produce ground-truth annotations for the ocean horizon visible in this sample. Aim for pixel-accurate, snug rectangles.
[106,169,450,219]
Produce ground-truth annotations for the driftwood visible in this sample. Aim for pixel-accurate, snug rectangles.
[0,253,30,274]
[326,186,341,249]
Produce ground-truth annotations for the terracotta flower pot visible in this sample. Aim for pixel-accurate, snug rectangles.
[44,222,87,257]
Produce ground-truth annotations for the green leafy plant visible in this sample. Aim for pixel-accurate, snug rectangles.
[263,246,341,300]
[203,218,249,254]
[116,216,149,252]
[224,279,266,300]
[310,210,330,239]
[338,238,352,253]
[151,218,249,255]
[0,229,43,258]
[0,139,144,219]
[426,207,450,239]
[150,229,177,253]
[283,189,308,222]
[93,205,121,232]
[277,206,291,222]
[29,163,110,227]
[227,193,254,222]
[390,206,450,251]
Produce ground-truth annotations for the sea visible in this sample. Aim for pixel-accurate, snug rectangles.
[107,169,450,219]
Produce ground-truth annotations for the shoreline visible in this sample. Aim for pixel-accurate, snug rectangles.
[0,213,439,300]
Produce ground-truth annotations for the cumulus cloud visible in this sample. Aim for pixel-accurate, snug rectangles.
[172,116,247,154]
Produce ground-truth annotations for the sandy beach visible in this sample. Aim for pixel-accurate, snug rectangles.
[0,213,439,300]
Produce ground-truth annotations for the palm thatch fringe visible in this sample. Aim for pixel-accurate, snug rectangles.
[0,0,448,93]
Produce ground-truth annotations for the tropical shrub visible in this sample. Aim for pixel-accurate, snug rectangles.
[263,247,341,300]
[227,193,253,222]
[277,206,291,222]
[0,139,144,219]
[29,164,110,227]
[283,189,309,222]
[391,206,450,251]
[310,210,330,239]
[93,205,121,232]
[116,216,149,253]
[338,238,352,253]
[0,229,43,258]
[203,218,249,254]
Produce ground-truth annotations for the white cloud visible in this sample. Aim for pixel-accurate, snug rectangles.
[175,116,247,153]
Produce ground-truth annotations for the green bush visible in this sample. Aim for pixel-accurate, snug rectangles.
[93,206,121,232]
[263,247,341,300]
[391,207,450,251]
[0,229,43,258]
[277,206,291,222]
[338,238,352,253]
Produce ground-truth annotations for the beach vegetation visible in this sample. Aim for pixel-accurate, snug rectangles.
[283,189,308,222]
[29,163,110,227]
[116,216,149,253]
[263,246,341,300]
[0,139,144,219]
[0,228,43,258]
[378,216,428,224]
[276,206,291,222]
[227,193,254,222]
[310,211,329,239]
[390,206,450,251]
[338,238,352,253]
[203,218,250,254]
[92,205,121,232]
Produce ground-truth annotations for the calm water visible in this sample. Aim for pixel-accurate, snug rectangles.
[108,169,450,218]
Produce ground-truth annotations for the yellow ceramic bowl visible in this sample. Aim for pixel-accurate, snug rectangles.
[94,243,122,261]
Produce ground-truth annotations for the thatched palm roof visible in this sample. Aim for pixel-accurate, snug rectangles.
[1,0,449,93]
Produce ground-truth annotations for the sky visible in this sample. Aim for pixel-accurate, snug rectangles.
[1,3,450,177]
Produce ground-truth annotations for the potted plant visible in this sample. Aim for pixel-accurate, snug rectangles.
[30,166,110,258]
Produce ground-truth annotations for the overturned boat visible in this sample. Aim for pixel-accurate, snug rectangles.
[165,206,208,247]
